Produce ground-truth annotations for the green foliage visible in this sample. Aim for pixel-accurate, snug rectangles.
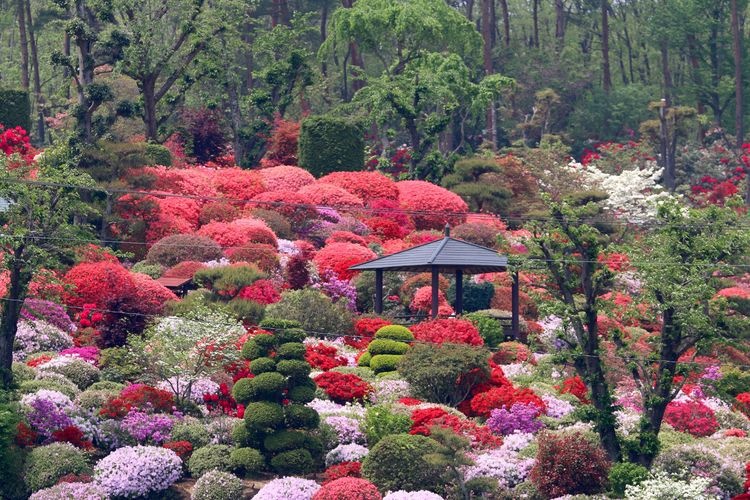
[298,115,364,176]
[398,342,490,406]
[76,387,119,411]
[288,385,316,403]
[369,354,402,374]
[19,378,79,399]
[358,352,372,367]
[363,405,412,447]
[0,90,31,132]
[229,447,264,477]
[226,299,265,324]
[284,404,320,429]
[608,462,649,497]
[248,372,287,400]
[171,420,212,449]
[713,366,750,399]
[99,347,144,383]
[447,280,495,313]
[0,393,25,499]
[131,261,165,278]
[362,433,445,494]
[188,444,233,478]
[144,143,172,166]
[241,339,265,361]
[146,234,224,268]
[464,312,504,348]
[24,443,91,492]
[367,339,409,356]
[374,325,414,342]
[269,448,315,475]
[443,158,512,212]
[43,357,100,389]
[194,264,266,301]
[265,289,354,334]
[11,363,36,383]
[276,359,311,380]
[249,357,276,374]
[192,470,244,500]
[276,343,306,360]
[78,141,171,181]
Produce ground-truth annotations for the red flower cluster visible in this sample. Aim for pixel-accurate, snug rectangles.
[724,428,747,438]
[313,243,376,281]
[162,440,194,460]
[15,422,38,447]
[238,279,281,304]
[305,344,348,371]
[597,252,630,271]
[325,231,368,247]
[312,477,381,500]
[298,182,365,208]
[0,125,34,163]
[664,400,719,437]
[469,385,546,419]
[397,397,423,406]
[258,165,315,192]
[319,171,399,202]
[100,384,175,418]
[734,392,750,418]
[410,287,454,317]
[313,372,372,404]
[26,354,53,368]
[396,180,468,230]
[556,376,590,404]
[409,407,502,448]
[262,117,300,167]
[354,318,392,337]
[198,218,277,248]
[410,319,484,346]
[492,341,533,365]
[363,217,405,240]
[323,461,362,484]
[204,382,243,417]
[51,425,93,449]
[78,303,104,329]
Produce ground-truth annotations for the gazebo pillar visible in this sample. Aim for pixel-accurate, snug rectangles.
[431,265,439,319]
[511,269,520,338]
[374,269,383,314]
[455,269,463,315]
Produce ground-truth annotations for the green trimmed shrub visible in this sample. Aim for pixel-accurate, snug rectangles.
[608,462,648,496]
[231,423,262,449]
[284,404,320,429]
[232,378,256,405]
[362,434,445,494]
[277,342,306,360]
[249,372,286,398]
[131,261,165,279]
[12,362,36,383]
[171,419,212,449]
[367,339,409,356]
[250,357,276,374]
[288,385,316,403]
[258,319,302,330]
[363,405,412,447]
[0,89,30,132]
[263,430,308,452]
[358,352,372,367]
[188,444,233,478]
[88,381,125,391]
[144,143,172,166]
[447,280,495,313]
[252,334,276,350]
[276,359,311,380]
[229,447,264,477]
[244,401,285,431]
[464,312,504,348]
[276,328,307,344]
[42,357,100,389]
[191,470,244,500]
[19,378,79,399]
[226,299,265,324]
[270,448,315,475]
[24,443,90,492]
[374,325,414,342]
[298,115,364,176]
[370,354,402,374]
[241,339,265,361]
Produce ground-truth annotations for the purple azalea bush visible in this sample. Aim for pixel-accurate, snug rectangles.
[486,403,544,435]
[120,409,178,444]
[324,415,365,445]
[21,299,77,333]
[464,448,535,488]
[253,477,321,500]
[13,320,73,361]
[94,446,182,497]
[25,397,74,439]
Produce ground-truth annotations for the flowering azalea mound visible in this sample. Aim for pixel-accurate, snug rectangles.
[410,319,483,346]
[313,243,376,281]
[396,180,468,230]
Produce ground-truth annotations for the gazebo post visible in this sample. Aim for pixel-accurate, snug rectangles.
[431,265,439,319]
[374,269,384,314]
[455,269,463,315]
[511,269,520,339]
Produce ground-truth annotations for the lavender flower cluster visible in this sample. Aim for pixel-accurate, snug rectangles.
[325,442,369,467]
[486,403,544,435]
[464,448,534,489]
[541,394,575,419]
[25,396,74,439]
[120,409,178,444]
[253,477,321,500]
[94,445,182,497]
[324,415,365,444]
[21,299,77,333]
[13,320,73,361]
[312,269,358,312]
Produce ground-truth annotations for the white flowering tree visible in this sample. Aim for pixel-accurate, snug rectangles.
[129,302,245,406]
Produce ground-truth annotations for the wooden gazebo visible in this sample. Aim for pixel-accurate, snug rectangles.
[350,226,520,337]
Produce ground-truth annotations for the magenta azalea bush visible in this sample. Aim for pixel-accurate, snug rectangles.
[94,446,182,497]
[486,402,544,435]
[253,477,321,500]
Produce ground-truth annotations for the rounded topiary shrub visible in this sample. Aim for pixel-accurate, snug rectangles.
[361,434,445,494]
[277,342,306,360]
[367,339,409,356]
[225,447,262,478]
[312,477,382,500]
[41,357,100,389]
[608,462,649,497]
[244,401,285,431]
[191,470,244,500]
[298,115,364,177]
[24,443,90,492]
[188,444,233,478]
[94,445,182,498]
[171,419,212,449]
[146,234,224,267]
[369,354,402,374]
[270,448,315,475]
[374,325,414,342]
[250,357,277,374]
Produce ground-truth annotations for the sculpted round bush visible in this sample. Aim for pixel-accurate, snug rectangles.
[146,233,224,267]
[24,443,91,492]
[94,445,182,497]
[188,444,233,478]
[298,182,365,208]
[191,470,244,500]
[361,434,445,495]
[259,164,316,192]
[396,180,468,230]
[313,242,376,281]
[319,171,399,201]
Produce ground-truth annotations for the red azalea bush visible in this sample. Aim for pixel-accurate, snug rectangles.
[198,218,277,248]
[410,319,483,346]
[409,407,502,448]
[0,125,35,162]
[63,261,136,310]
[733,392,750,418]
[306,344,348,371]
[263,117,300,167]
[213,169,265,200]
[258,165,315,192]
[15,422,38,447]
[491,342,533,365]
[51,425,93,449]
[396,180,468,230]
[162,261,207,279]
[313,242,376,281]
[226,243,280,271]
[314,372,372,404]
[556,376,590,404]
[312,477,381,500]
[252,190,317,226]
[354,318,392,337]
[238,279,281,305]
[74,244,120,264]
[363,217,405,240]
[491,286,537,318]
[530,431,610,498]
[323,461,362,484]
[319,171,399,201]
[129,273,178,314]
[204,382,243,417]
[99,384,175,418]
[410,287,454,317]
[298,182,365,208]
[162,440,193,460]
[133,166,218,197]
[469,385,546,419]
[664,400,719,437]
[368,198,414,229]
[325,231,368,247]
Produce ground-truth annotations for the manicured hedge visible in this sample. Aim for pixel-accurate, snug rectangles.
[0,89,30,132]
[298,115,364,177]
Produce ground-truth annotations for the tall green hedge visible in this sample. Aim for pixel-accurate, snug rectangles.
[298,115,364,177]
[0,90,31,133]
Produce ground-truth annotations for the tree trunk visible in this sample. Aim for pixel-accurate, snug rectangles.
[16,0,29,91]
[499,0,510,47]
[532,0,539,48]
[687,35,707,141]
[601,0,612,92]
[342,0,365,95]
[731,0,744,152]
[63,32,71,99]
[555,0,566,49]
[0,256,29,389]
[25,0,45,143]
[320,2,329,76]
[660,40,673,105]
[482,0,496,150]
[142,76,158,141]
[466,0,474,21]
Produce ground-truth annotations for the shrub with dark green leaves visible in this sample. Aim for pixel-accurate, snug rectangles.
[131,261,165,278]
[0,90,31,132]
[42,357,100,389]
[265,290,353,334]
[250,357,276,374]
[24,443,91,492]
[270,448,315,475]
[229,447,264,477]
[608,462,648,497]
[448,280,495,313]
[464,312,504,348]
[171,419,212,449]
[277,342,306,360]
[244,401,285,430]
[370,354,402,374]
[99,346,144,384]
[188,444,233,478]
[298,115,364,177]
[398,343,490,406]
[362,434,445,494]
[374,325,414,342]
[363,405,412,447]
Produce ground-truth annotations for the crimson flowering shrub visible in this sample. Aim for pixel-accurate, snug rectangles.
[491,342,533,365]
[529,431,610,497]
[735,392,750,418]
[314,372,372,404]
[131,166,218,197]
[259,164,315,192]
[556,376,590,404]
[369,198,413,228]
[396,180,468,230]
[99,384,175,418]
[409,407,502,448]
[0,125,35,165]
[162,261,207,279]
[180,107,227,162]
[238,279,281,305]
[51,425,93,449]
[306,344,348,371]
[325,231,368,247]
[63,261,135,310]
[212,169,265,200]
[198,218,277,248]
[354,318,392,337]
[491,286,537,318]
[162,440,193,461]
[469,385,546,419]
[363,217,405,240]
[263,117,300,166]
[400,273,449,302]
[313,477,382,500]
[664,400,719,437]
[319,171,399,201]
[409,287,454,317]
[203,382,243,418]
[313,242,376,281]
[252,190,317,226]
[410,319,483,346]
[323,461,362,484]
[298,182,365,208]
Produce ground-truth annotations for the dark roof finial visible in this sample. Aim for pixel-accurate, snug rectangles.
[444,224,450,237]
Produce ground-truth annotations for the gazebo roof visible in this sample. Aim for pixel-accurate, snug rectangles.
[349,231,508,274]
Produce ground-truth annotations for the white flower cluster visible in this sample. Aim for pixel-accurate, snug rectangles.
[625,471,716,500]
[565,160,677,223]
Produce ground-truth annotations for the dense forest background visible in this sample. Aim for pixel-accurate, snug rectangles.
[0,0,748,181]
